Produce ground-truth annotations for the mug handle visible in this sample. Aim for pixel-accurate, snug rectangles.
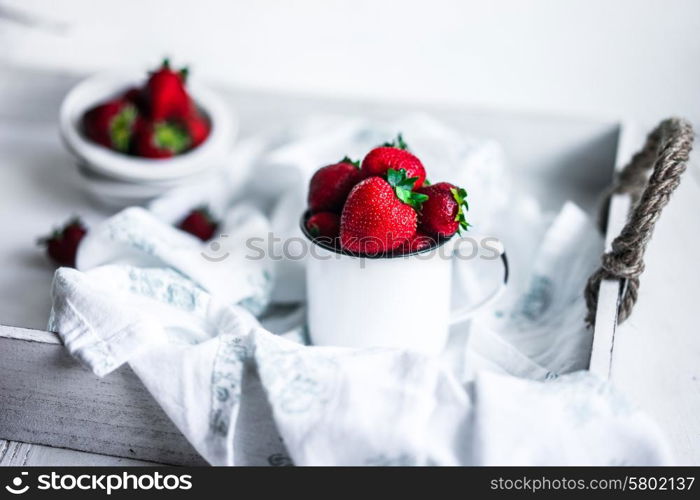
[449,234,509,325]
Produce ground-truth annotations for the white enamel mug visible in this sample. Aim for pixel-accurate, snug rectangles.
[301,214,509,355]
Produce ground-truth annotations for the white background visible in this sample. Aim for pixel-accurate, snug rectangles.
[1,0,699,123]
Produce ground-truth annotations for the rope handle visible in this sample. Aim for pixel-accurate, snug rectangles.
[585,118,694,327]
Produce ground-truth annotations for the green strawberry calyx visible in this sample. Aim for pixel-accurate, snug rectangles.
[450,186,471,232]
[307,222,321,237]
[387,168,428,210]
[109,105,137,153]
[154,122,191,153]
[179,66,189,83]
[382,133,409,150]
[37,216,84,246]
[340,156,360,168]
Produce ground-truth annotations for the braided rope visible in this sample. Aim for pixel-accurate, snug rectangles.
[585,118,694,326]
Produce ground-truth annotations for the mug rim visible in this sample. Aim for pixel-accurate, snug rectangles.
[299,210,454,259]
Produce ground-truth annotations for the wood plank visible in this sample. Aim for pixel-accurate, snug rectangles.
[588,122,638,379]
[0,324,60,344]
[0,440,155,466]
[608,146,700,465]
[0,333,206,466]
[589,119,700,464]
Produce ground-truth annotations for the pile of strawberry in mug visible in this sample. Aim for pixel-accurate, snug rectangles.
[305,135,470,255]
[82,59,210,158]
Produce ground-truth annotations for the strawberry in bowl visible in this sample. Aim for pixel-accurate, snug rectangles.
[80,59,210,159]
[59,58,236,205]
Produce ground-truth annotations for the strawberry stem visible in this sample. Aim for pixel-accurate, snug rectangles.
[308,223,320,237]
[382,133,409,150]
[340,156,360,168]
[109,104,137,153]
[154,122,191,153]
[450,187,471,232]
[37,217,85,246]
[179,67,189,83]
[386,168,428,210]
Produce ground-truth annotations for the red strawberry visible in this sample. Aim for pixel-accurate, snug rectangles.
[308,157,364,213]
[398,231,436,254]
[183,110,210,149]
[361,134,426,189]
[123,86,147,114]
[146,59,192,120]
[82,98,137,152]
[132,118,191,158]
[178,207,218,241]
[37,217,87,268]
[417,182,470,238]
[306,212,340,240]
[340,169,427,254]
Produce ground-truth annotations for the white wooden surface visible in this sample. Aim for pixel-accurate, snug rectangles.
[606,145,700,466]
[0,326,206,466]
[588,122,637,378]
[0,440,152,466]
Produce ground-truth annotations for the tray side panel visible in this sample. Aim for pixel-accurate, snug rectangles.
[0,335,206,465]
[588,122,639,378]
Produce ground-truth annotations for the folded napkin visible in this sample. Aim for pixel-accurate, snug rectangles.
[50,264,670,465]
[48,114,672,465]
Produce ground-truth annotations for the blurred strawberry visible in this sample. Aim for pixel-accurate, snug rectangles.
[306,212,340,240]
[417,182,470,237]
[178,207,218,241]
[37,217,87,268]
[183,111,210,148]
[146,58,192,120]
[123,86,148,114]
[82,99,137,152]
[132,118,191,158]
[307,157,363,213]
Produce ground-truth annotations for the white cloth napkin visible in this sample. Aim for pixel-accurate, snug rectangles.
[48,114,673,465]
[49,264,671,466]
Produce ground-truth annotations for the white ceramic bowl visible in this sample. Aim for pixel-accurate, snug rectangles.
[59,72,236,183]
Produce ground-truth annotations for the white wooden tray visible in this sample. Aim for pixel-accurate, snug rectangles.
[0,66,627,465]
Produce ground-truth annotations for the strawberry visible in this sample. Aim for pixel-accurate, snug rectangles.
[417,182,470,238]
[132,118,191,158]
[307,157,364,213]
[361,134,426,189]
[340,169,427,254]
[82,98,137,152]
[145,58,192,120]
[398,231,436,254]
[123,86,147,114]
[183,110,210,149]
[306,212,340,240]
[178,207,218,241]
[37,217,87,268]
